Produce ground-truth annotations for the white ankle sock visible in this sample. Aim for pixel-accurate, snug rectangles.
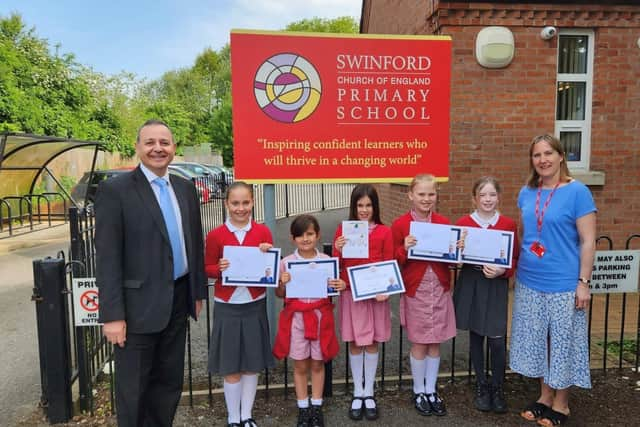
[425,355,440,394]
[240,374,258,420]
[351,397,363,410]
[223,380,242,424]
[364,396,376,409]
[349,352,364,397]
[363,352,378,397]
[297,399,309,409]
[410,354,427,394]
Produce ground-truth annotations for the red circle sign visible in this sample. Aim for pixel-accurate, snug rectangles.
[80,290,99,312]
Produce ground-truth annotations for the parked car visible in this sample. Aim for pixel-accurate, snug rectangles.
[202,164,233,197]
[169,161,214,177]
[71,168,133,206]
[203,164,233,181]
[199,164,231,197]
[71,166,210,206]
[171,162,226,198]
[166,165,211,203]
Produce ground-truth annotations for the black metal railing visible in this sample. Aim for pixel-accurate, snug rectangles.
[1,192,67,237]
[32,189,640,423]
[1,195,33,234]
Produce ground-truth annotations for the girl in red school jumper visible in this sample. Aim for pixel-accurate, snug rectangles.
[453,176,519,414]
[333,184,394,421]
[273,214,345,427]
[205,182,274,427]
[391,174,456,417]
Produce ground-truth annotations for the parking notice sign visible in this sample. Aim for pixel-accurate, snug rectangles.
[73,278,102,326]
[590,250,640,294]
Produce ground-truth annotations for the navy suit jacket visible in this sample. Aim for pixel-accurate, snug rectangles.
[95,166,207,334]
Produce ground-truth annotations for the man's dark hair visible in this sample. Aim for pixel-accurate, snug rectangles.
[136,119,174,144]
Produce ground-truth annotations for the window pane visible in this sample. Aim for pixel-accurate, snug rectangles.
[560,131,582,161]
[556,82,586,120]
[558,35,588,74]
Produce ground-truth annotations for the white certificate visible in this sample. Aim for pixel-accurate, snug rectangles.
[287,257,340,297]
[460,228,514,268]
[222,246,281,287]
[342,220,369,259]
[408,222,462,264]
[285,268,329,298]
[347,260,405,302]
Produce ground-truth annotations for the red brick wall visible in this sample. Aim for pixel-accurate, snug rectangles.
[590,26,640,246]
[365,1,640,248]
[362,0,432,35]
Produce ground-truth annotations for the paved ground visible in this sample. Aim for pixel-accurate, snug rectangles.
[18,370,640,426]
[0,224,71,426]
[5,213,640,427]
[0,211,348,427]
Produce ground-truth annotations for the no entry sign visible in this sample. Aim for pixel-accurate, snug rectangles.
[72,278,102,326]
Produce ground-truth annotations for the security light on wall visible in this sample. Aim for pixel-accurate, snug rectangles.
[475,26,515,69]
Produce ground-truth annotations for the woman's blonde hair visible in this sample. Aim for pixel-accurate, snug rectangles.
[526,134,572,188]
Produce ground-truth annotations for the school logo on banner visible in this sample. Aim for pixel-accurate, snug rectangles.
[253,53,322,123]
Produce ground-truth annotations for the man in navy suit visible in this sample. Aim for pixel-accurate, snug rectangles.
[95,119,206,426]
[259,267,275,284]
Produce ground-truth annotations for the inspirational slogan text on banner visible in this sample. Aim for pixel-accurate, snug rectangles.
[230,30,452,183]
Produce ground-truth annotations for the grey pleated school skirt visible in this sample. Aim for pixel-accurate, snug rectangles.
[208,298,275,376]
[453,265,508,337]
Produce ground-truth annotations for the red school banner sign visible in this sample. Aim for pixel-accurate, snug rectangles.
[230,30,451,183]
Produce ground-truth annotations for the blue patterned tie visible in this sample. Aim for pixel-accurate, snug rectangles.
[154,178,185,280]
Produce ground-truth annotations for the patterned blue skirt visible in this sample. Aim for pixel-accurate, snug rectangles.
[509,280,591,389]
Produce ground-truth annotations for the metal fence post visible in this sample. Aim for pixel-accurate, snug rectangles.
[32,257,73,423]
[322,242,333,397]
[69,206,92,412]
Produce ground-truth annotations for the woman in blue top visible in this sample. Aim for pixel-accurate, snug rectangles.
[510,134,596,427]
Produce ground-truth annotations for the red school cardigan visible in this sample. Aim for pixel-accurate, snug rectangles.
[272,299,339,362]
[391,211,452,296]
[205,221,273,302]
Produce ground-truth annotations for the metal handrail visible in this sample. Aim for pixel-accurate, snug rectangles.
[2,195,33,231]
[0,198,12,235]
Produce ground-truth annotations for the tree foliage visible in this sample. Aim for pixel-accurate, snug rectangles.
[284,16,359,33]
[0,13,111,141]
[0,14,358,166]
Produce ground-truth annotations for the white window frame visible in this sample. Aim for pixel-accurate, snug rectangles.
[554,29,594,171]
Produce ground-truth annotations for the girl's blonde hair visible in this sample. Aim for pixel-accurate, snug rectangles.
[409,173,437,192]
[225,181,253,200]
[472,176,502,196]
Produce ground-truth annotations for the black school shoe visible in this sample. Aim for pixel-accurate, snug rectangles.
[241,419,258,427]
[296,407,310,427]
[309,405,324,427]
[349,397,364,420]
[426,392,447,416]
[362,396,379,420]
[413,393,433,416]
[491,385,508,413]
[474,381,492,412]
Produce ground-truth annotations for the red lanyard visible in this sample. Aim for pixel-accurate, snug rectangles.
[535,180,560,236]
